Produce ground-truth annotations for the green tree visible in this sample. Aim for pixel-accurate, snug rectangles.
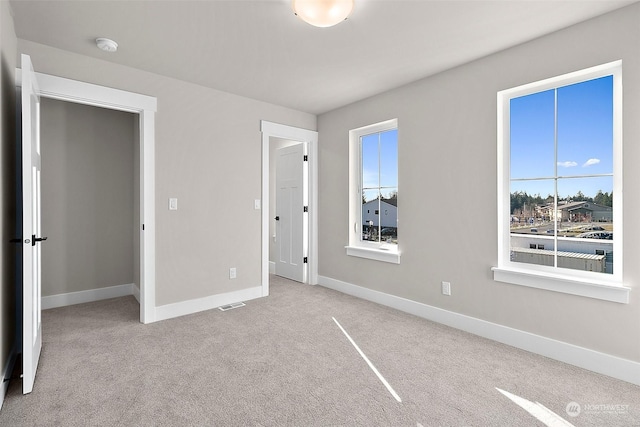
[572,191,590,202]
[594,190,612,207]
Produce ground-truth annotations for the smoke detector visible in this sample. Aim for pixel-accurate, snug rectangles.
[96,38,118,53]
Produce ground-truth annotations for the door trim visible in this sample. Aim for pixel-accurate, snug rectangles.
[17,69,158,323]
[260,121,318,295]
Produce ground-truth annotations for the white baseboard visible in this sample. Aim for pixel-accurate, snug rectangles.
[269,261,275,275]
[132,284,141,304]
[0,344,17,411]
[155,286,263,322]
[42,283,135,310]
[318,275,640,386]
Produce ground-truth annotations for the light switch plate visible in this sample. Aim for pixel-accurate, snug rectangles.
[169,198,178,210]
[254,199,261,210]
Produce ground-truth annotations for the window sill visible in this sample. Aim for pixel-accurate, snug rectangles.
[491,266,630,304]
[345,245,400,264]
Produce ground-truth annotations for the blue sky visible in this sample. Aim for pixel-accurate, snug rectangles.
[510,75,613,199]
[362,129,398,202]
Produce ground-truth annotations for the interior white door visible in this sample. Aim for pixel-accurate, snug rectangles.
[21,54,43,394]
[275,143,306,282]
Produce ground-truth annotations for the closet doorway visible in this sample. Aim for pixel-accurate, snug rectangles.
[18,65,157,325]
[40,99,138,313]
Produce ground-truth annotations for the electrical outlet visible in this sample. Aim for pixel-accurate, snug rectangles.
[229,268,237,279]
[442,281,451,296]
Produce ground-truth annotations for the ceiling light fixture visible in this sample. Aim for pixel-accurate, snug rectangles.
[292,0,354,28]
[96,38,118,53]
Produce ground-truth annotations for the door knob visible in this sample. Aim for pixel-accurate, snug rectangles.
[275,216,280,221]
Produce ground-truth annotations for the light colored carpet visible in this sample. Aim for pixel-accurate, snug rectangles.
[1,275,638,426]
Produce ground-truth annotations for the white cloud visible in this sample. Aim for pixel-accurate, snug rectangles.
[583,158,600,167]
[557,161,577,167]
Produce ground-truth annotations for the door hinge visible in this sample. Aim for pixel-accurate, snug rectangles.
[142,224,145,231]
[303,155,308,162]
[303,257,308,264]
[303,206,308,212]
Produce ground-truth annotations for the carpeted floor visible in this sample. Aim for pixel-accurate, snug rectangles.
[1,275,638,426]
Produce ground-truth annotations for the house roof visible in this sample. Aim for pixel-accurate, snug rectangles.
[383,198,397,207]
[560,201,612,212]
[363,198,397,208]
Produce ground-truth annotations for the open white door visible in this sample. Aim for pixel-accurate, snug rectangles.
[275,143,307,283]
[21,54,44,394]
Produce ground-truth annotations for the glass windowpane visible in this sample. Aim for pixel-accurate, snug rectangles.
[360,128,398,245]
[510,89,555,179]
[557,76,613,177]
[510,180,555,268]
[361,134,379,190]
[379,129,398,188]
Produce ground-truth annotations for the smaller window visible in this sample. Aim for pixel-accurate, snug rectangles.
[347,119,400,264]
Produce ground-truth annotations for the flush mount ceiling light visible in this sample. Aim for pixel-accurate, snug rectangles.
[95,38,118,53]
[292,0,354,28]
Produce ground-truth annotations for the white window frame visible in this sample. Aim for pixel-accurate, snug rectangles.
[346,118,400,264]
[492,61,630,304]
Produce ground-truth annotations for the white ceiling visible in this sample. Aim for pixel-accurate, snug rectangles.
[9,0,636,115]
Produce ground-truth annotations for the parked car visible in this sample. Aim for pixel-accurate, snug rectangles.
[581,225,605,231]
[576,231,613,239]
[380,227,397,238]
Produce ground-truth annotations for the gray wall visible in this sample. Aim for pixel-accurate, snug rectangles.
[40,98,135,297]
[317,3,640,363]
[0,0,17,383]
[17,39,317,307]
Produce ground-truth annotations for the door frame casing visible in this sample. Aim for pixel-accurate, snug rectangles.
[260,121,318,294]
[17,69,157,323]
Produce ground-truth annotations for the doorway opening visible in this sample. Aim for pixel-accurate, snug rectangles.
[18,65,157,325]
[39,99,138,313]
[260,121,318,296]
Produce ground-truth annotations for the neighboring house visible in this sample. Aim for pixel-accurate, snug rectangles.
[545,201,613,222]
[362,198,397,229]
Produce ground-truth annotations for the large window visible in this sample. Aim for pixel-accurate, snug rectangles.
[347,119,399,263]
[494,62,629,303]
